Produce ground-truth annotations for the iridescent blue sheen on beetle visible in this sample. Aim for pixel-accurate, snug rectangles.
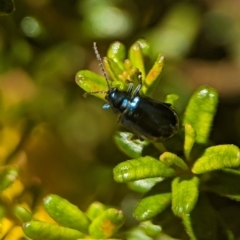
[85,42,179,141]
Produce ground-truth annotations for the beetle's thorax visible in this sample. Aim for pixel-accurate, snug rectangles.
[105,88,131,113]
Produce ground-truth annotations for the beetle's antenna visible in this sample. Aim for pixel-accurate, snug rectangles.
[93,42,110,89]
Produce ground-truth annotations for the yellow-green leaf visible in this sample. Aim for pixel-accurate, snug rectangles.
[85,202,107,221]
[113,156,175,183]
[114,131,150,159]
[172,176,199,217]
[23,221,84,240]
[89,208,125,238]
[134,180,172,221]
[183,86,218,144]
[44,194,90,233]
[129,42,145,80]
[192,145,240,174]
[160,152,188,170]
[143,53,164,95]
[184,124,196,161]
[75,70,107,100]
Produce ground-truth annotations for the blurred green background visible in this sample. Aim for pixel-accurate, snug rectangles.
[0,0,240,215]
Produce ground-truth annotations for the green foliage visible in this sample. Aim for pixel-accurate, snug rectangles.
[77,39,240,240]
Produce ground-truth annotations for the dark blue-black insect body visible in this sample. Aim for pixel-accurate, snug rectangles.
[86,42,179,141]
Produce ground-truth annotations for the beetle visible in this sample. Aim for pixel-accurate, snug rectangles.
[85,42,179,141]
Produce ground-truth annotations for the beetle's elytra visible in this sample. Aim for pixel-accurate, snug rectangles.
[84,42,179,141]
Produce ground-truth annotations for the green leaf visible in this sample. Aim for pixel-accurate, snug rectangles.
[205,169,240,201]
[85,201,107,221]
[137,39,152,59]
[184,124,196,161]
[128,177,163,193]
[139,221,162,238]
[164,94,179,106]
[159,152,188,170]
[182,194,233,240]
[23,221,84,240]
[89,208,125,238]
[75,70,107,100]
[134,180,172,221]
[142,53,164,95]
[183,86,218,144]
[129,41,146,80]
[107,41,126,62]
[44,194,90,233]
[13,204,32,223]
[192,145,240,174]
[172,176,199,217]
[114,131,150,158]
[113,156,175,183]
[0,166,19,192]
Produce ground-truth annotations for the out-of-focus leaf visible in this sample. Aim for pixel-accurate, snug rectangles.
[205,169,240,201]
[164,94,179,106]
[182,194,233,240]
[184,124,196,161]
[0,0,15,15]
[134,180,172,221]
[89,208,125,239]
[4,226,25,240]
[183,86,218,145]
[140,221,162,238]
[44,194,90,233]
[113,156,175,183]
[192,145,240,174]
[0,166,19,192]
[172,176,199,217]
[23,221,84,240]
[160,152,188,170]
[13,204,32,223]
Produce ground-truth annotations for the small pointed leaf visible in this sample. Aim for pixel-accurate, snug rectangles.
[183,86,218,144]
[184,124,196,161]
[75,70,107,100]
[192,145,240,174]
[143,53,164,95]
[23,221,84,240]
[85,202,107,221]
[113,156,175,183]
[160,152,188,170]
[134,180,172,221]
[172,176,199,217]
[107,41,126,62]
[89,208,125,238]
[129,42,145,80]
[44,194,90,233]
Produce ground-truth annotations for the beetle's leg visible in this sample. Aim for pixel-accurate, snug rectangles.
[127,82,134,94]
[132,72,143,97]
